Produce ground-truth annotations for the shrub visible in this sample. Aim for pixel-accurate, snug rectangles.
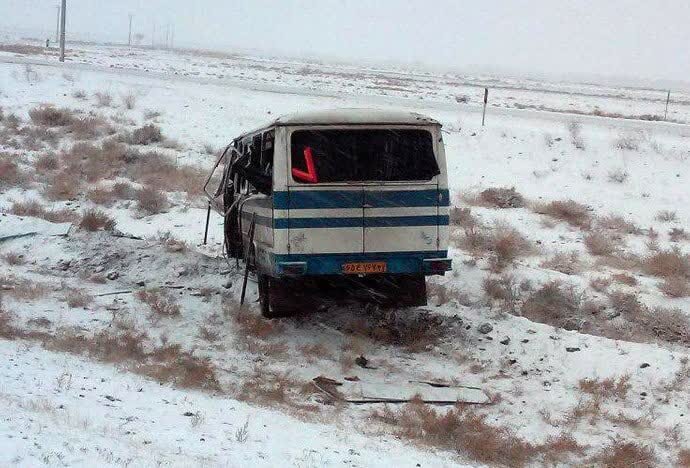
[121,93,136,110]
[655,210,677,223]
[136,186,168,215]
[2,252,26,266]
[94,92,113,107]
[584,231,620,256]
[592,438,655,468]
[449,206,476,228]
[568,122,585,150]
[28,105,75,127]
[659,276,690,298]
[596,215,641,235]
[589,276,612,292]
[488,224,533,268]
[607,169,629,184]
[578,375,631,400]
[79,209,116,231]
[614,135,640,151]
[669,228,690,243]
[72,90,87,100]
[478,187,525,208]
[112,181,137,199]
[137,289,181,318]
[34,153,59,172]
[64,289,93,308]
[540,251,581,275]
[129,124,163,145]
[44,169,81,200]
[522,281,581,326]
[0,156,26,188]
[536,200,591,229]
[87,187,116,206]
[69,116,113,140]
[642,248,690,278]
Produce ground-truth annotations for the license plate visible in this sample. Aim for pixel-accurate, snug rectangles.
[342,262,387,274]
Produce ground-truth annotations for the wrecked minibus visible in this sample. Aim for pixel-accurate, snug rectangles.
[204,109,451,317]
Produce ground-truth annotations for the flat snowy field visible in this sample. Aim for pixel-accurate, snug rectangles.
[1,42,689,467]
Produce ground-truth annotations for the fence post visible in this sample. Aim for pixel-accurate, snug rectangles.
[482,88,489,126]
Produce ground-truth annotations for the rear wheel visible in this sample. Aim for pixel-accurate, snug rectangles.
[258,275,302,318]
[382,274,428,307]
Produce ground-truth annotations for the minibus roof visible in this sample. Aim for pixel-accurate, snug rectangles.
[236,109,441,140]
[273,109,441,127]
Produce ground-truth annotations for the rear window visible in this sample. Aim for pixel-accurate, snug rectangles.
[290,129,439,183]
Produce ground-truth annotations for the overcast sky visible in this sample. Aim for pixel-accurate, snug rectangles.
[2,0,689,84]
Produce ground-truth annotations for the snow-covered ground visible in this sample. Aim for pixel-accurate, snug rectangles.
[1,43,690,467]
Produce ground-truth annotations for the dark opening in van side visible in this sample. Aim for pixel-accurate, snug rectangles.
[290,129,440,183]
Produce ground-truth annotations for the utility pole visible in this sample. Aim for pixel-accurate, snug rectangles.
[128,14,133,46]
[664,90,671,121]
[59,0,66,62]
[55,5,61,44]
[170,24,174,50]
[165,23,170,49]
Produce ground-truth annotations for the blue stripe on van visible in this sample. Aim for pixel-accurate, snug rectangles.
[273,215,449,229]
[273,250,449,276]
[273,189,449,210]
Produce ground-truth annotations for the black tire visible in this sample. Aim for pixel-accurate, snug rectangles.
[385,274,428,307]
[258,275,301,318]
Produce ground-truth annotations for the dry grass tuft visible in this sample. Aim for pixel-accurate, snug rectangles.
[596,215,641,235]
[63,289,93,308]
[370,400,585,467]
[488,224,533,271]
[659,276,690,298]
[669,228,690,243]
[69,116,114,140]
[0,155,30,188]
[2,251,26,266]
[28,105,76,127]
[78,209,116,231]
[120,93,137,110]
[483,274,521,313]
[44,169,81,200]
[589,276,612,293]
[158,232,187,253]
[541,251,582,275]
[607,169,629,184]
[522,281,581,328]
[584,231,622,256]
[535,200,592,229]
[136,186,169,215]
[94,92,113,107]
[655,210,677,223]
[466,187,525,209]
[137,289,181,319]
[449,206,476,228]
[9,199,78,224]
[578,375,631,400]
[232,306,283,340]
[128,124,163,145]
[592,438,655,468]
[642,248,690,279]
[34,153,59,172]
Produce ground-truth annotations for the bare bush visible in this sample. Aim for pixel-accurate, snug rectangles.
[584,231,621,256]
[535,200,592,229]
[488,223,533,270]
[642,248,690,279]
[1,251,26,266]
[86,187,116,206]
[144,110,162,120]
[128,124,163,145]
[478,187,525,209]
[0,155,29,188]
[34,153,59,172]
[449,206,476,228]
[44,169,81,200]
[112,181,137,199]
[483,274,521,313]
[659,276,690,298]
[121,93,137,110]
[72,90,87,100]
[78,209,116,231]
[522,281,582,328]
[614,134,640,151]
[589,276,612,292]
[28,105,76,127]
[94,92,113,107]
[568,122,585,150]
[578,375,631,400]
[607,169,629,184]
[136,186,169,215]
[63,289,93,308]
[541,251,582,275]
[596,215,641,235]
[69,116,113,140]
[669,228,690,243]
[137,289,181,319]
[9,199,77,224]
[656,210,677,223]
[592,438,655,468]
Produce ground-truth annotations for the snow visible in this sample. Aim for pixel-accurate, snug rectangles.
[1,40,689,466]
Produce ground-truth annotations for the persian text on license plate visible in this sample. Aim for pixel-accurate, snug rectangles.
[342,262,387,274]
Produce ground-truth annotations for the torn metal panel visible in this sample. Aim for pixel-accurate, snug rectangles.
[313,376,490,405]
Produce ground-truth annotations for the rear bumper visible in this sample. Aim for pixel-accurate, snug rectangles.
[273,251,450,276]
